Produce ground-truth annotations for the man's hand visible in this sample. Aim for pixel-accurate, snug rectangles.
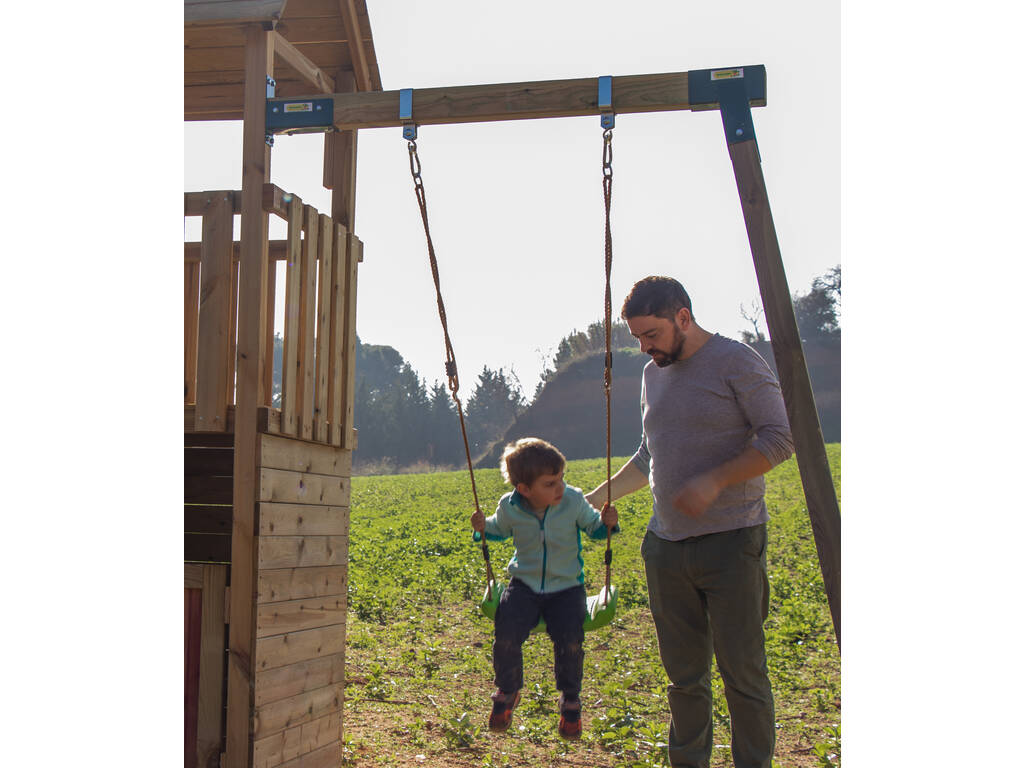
[470,509,485,533]
[601,503,619,530]
[672,472,723,518]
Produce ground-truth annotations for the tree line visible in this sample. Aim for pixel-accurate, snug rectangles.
[270,266,840,473]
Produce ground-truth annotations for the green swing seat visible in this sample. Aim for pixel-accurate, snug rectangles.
[479,580,619,633]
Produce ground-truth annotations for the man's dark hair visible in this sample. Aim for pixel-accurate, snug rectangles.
[620,276,693,321]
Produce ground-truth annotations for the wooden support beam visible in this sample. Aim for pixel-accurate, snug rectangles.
[185,0,285,26]
[325,72,358,227]
[271,30,336,95]
[281,71,764,131]
[337,0,372,92]
[226,23,273,768]
[726,137,842,650]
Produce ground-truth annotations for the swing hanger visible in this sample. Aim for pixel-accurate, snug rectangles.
[399,88,417,141]
[598,75,614,130]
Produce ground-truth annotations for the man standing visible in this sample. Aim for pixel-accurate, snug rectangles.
[586,276,793,768]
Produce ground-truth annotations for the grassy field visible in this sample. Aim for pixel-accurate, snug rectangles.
[342,446,841,767]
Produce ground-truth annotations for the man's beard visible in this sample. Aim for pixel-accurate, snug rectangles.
[650,324,685,367]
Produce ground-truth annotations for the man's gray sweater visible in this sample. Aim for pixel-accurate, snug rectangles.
[629,333,794,541]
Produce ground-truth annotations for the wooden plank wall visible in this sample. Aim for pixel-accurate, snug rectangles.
[251,432,351,768]
[186,433,235,563]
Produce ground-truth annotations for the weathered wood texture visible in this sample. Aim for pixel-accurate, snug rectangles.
[185,191,240,421]
[317,70,751,130]
[339,237,360,448]
[185,261,201,402]
[185,587,203,768]
[727,138,842,649]
[247,432,350,768]
[196,192,235,430]
[185,0,382,121]
[226,25,274,768]
[185,0,286,26]
[267,190,357,447]
[185,563,229,768]
[186,442,234,563]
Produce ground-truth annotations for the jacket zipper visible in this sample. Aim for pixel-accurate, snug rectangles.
[539,507,548,592]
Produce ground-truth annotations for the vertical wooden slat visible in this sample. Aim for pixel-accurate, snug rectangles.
[727,137,842,648]
[327,72,358,449]
[185,588,203,768]
[327,223,349,446]
[264,254,277,408]
[314,213,333,443]
[227,24,273,768]
[340,236,361,449]
[300,205,318,441]
[282,195,304,437]
[196,193,234,431]
[197,565,228,768]
[185,260,201,404]
[227,254,240,407]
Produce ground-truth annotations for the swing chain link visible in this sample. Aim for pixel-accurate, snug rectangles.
[406,136,496,597]
[601,126,615,604]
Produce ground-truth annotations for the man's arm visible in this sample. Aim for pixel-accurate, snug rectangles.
[673,445,773,518]
[585,459,649,509]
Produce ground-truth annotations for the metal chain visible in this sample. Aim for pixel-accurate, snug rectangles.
[407,138,496,597]
[602,127,614,605]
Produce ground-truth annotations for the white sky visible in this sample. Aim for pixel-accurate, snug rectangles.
[184,0,839,397]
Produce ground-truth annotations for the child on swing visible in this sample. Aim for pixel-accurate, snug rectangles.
[471,437,619,739]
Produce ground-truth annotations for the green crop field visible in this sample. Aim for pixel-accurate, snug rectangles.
[342,446,841,767]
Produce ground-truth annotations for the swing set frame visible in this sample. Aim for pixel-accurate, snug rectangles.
[266,64,841,649]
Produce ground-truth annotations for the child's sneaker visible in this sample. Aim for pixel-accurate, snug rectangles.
[558,694,582,740]
[488,689,521,732]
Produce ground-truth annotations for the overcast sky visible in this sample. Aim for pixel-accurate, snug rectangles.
[185,0,839,397]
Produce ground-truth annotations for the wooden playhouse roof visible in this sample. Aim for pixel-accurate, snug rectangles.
[185,0,384,120]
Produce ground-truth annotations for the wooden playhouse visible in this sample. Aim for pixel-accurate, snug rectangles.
[184,2,382,767]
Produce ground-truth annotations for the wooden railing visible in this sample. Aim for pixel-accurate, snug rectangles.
[184,185,360,447]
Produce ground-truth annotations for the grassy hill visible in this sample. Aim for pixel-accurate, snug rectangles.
[343,448,841,767]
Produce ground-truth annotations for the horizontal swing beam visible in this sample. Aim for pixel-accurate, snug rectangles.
[266,66,766,132]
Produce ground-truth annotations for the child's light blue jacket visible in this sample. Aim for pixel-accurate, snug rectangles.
[473,485,618,594]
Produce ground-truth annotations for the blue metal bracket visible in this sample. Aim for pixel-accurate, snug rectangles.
[399,88,417,140]
[687,65,766,147]
[266,97,335,135]
[598,75,614,129]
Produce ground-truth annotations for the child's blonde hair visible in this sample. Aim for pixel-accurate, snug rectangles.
[500,438,566,487]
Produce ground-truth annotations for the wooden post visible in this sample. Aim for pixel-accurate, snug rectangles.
[327,71,359,448]
[226,24,273,768]
[725,135,842,650]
